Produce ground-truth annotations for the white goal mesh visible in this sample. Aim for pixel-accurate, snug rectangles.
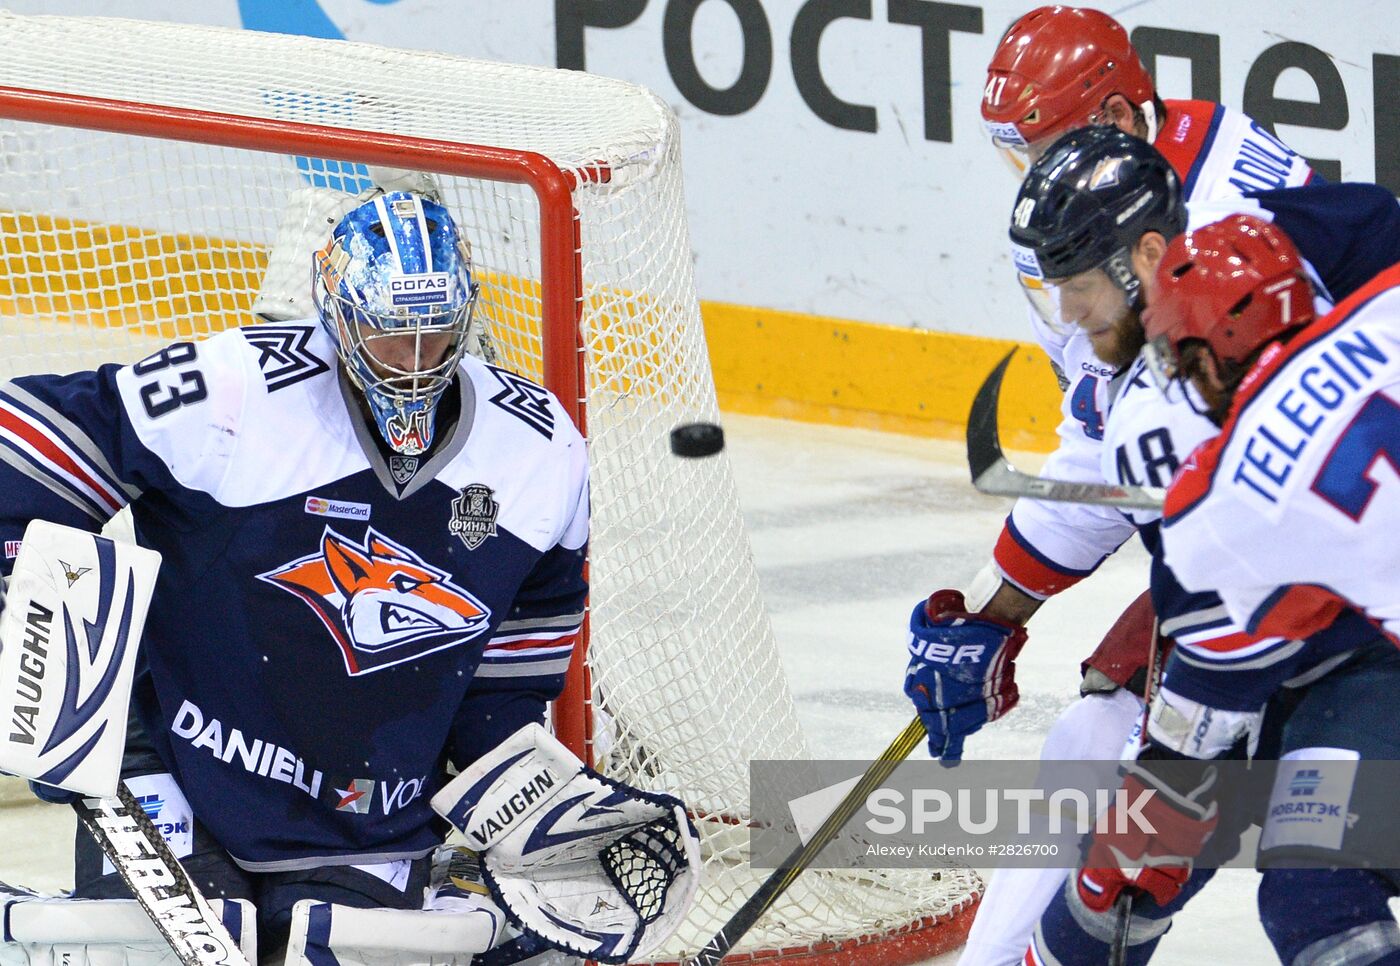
[0,12,979,962]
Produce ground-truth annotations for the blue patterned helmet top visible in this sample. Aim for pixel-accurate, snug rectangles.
[313,191,479,456]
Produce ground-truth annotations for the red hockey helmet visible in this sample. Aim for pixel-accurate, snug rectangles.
[1142,214,1315,383]
[981,6,1156,173]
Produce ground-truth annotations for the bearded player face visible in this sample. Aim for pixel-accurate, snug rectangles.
[1047,266,1145,370]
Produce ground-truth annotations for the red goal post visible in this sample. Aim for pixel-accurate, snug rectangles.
[0,12,980,963]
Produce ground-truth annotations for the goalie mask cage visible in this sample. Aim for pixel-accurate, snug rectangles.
[0,13,980,963]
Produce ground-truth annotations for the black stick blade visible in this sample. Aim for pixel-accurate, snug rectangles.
[967,348,1018,484]
[963,347,1165,510]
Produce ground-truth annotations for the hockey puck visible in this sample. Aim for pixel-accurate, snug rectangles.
[669,422,725,458]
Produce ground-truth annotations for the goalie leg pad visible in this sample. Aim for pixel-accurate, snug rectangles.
[431,724,701,964]
[255,857,432,959]
[280,846,527,966]
[283,898,503,966]
[0,887,256,966]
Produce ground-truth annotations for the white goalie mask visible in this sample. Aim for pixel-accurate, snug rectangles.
[313,191,480,456]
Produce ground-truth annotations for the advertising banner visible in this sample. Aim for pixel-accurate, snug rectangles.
[10,1,1396,338]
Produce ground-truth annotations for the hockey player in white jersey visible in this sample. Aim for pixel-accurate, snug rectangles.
[0,189,700,965]
[1150,233,1400,650]
[973,5,1317,647]
[943,9,1316,962]
[1000,129,1400,964]
[1142,220,1400,966]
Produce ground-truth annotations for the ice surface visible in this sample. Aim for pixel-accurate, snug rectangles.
[723,414,1276,966]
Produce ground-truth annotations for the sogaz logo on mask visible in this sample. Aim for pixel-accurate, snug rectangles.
[389,272,450,307]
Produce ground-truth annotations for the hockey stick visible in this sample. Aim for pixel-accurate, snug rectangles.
[967,349,1165,511]
[1107,616,1165,966]
[71,781,250,966]
[685,717,928,966]
[1108,892,1133,966]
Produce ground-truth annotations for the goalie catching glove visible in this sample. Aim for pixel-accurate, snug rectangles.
[904,589,1028,763]
[431,724,701,964]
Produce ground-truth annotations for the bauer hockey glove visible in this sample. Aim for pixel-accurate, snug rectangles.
[1077,754,1220,913]
[903,589,1028,764]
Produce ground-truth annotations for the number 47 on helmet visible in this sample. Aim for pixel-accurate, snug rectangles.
[982,6,1159,175]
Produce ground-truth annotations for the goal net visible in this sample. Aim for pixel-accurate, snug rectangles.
[0,12,980,962]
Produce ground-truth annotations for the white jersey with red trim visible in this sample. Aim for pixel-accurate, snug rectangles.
[996,101,1315,598]
[1102,180,1400,694]
[1163,266,1400,644]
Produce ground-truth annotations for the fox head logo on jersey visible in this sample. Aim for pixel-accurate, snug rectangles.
[258,526,491,676]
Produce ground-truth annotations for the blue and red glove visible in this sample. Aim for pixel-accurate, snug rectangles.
[1076,757,1220,913]
[903,589,1028,763]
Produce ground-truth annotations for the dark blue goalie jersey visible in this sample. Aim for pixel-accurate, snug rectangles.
[0,323,588,870]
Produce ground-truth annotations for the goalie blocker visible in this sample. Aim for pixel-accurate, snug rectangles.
[0,520,159,798]
[431,724,702,964]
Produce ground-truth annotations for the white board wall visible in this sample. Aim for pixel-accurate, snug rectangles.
[10,1,1396,338]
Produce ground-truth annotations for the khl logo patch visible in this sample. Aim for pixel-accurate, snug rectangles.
[389,455,420,485]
